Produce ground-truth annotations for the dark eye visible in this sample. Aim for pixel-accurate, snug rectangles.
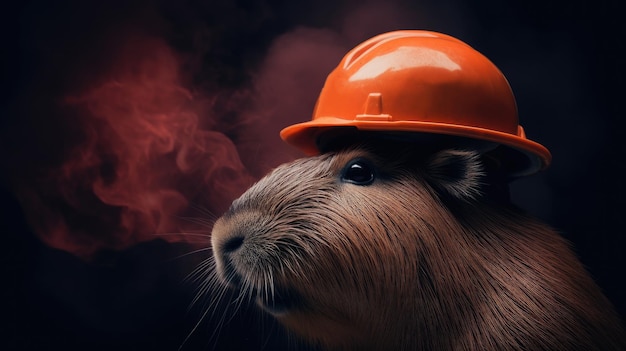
[341,159,375,185]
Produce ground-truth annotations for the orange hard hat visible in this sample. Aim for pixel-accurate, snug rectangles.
[280,30,551,177]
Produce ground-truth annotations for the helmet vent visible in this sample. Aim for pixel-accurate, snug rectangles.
[356,93,392,121]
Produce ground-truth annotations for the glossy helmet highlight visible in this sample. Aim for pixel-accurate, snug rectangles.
[280,30,551,177]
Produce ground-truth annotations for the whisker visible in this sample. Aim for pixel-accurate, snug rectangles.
[176,216,217,228]
[154,231,212,238]
[177,300,212,351]
[184,260,214,292]
[268,268,275,307]
[220,270,251,323]
[186,202,221,222]
[180,261,242,351]
[180,284,233,351]
[231,279,249,315]
[169,246,214,263]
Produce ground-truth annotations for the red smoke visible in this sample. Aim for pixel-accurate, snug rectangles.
[12,35,255,260]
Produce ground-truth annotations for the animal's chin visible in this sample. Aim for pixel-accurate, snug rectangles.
[255,286,301,316]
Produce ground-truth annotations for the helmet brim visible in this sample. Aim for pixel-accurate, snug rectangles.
[280,117,551,178]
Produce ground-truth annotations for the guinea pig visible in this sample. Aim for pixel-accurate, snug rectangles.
[210,135,626,351]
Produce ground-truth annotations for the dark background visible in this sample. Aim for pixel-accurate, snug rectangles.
[1,0,624,350]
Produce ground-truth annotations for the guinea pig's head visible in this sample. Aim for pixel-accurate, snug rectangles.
[210,139,497,347]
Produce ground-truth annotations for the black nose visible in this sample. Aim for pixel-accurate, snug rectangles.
[222,235,244,254]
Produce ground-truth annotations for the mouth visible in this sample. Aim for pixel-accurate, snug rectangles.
[217,255,302,315]
[220,263,302,315]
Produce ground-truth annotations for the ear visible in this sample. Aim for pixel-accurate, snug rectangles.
[423,149,485,201]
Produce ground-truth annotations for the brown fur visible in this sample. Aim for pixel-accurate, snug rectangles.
[211,142,626,350]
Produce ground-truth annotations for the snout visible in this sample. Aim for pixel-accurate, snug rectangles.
[210,217,246,288]
[210,213,302,315]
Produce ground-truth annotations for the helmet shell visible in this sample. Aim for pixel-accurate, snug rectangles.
[280,30,551,177]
